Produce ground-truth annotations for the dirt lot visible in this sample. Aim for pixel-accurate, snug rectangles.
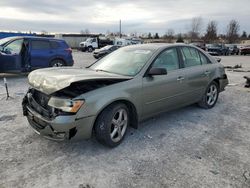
[0,52,250,188]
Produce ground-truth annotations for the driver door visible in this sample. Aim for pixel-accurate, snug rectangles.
[0,39,23,72]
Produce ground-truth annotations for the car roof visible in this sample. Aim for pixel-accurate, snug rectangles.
[2,36,65,42]
[122,43,192,51]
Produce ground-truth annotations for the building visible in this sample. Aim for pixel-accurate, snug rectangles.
[55,33,99,48]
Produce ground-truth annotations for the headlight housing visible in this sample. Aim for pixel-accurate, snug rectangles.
[48,97,84,113]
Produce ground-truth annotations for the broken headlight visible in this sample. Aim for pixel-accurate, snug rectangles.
[48,97,84,113]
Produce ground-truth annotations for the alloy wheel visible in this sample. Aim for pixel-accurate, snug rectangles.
[110,109,128,143]
[206,84,218,106]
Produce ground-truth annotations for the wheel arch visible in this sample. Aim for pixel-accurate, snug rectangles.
[49,58,66,66]
[93,99,139,131]
[213,78,220,88]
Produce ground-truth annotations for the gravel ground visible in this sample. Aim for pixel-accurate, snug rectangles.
[0,52,250,188]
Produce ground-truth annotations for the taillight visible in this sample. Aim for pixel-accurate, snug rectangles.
[65,48,72,53]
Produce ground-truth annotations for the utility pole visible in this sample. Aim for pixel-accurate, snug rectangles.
[119,20,122,38]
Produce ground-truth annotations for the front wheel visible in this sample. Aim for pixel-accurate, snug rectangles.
[94,103,129,147]
[198,81,219,109]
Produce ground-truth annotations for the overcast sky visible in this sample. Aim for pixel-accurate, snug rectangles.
[0,0,250,35]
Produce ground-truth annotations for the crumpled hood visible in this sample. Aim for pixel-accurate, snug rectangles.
[28,67,132,95]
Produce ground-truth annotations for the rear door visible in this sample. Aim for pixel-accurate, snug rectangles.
[30,39,51,68]
[0,39,23,72]
[179,46,209,102]
[142,47,188,118]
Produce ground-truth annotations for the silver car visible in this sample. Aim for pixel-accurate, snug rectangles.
[22,44,228,147]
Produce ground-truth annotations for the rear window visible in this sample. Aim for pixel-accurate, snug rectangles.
[50,41,60,49]
[181,47,201,67]
[31,40,50,50]
[199,52,211,64]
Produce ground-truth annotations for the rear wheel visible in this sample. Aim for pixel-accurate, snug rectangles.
[95,103,129,147]
[198,81,219,109]
[50,59,65,67]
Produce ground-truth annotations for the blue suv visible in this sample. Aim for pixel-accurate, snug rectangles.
[0,36,74,73]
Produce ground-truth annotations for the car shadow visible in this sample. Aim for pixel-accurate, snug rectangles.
[0,73,29,79]
[33,103,207,156]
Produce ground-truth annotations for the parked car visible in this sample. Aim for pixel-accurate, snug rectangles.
[206,43,229,56]
[22,44,228,147]
[226,44,239,55]
[0,36,74,73]
[114,38,132,46]
[240,45,250,55]
[93,45,120,59]
[190,42,206,51]
[79,37,113,52]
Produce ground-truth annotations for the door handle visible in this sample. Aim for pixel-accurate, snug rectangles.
[177,76,185,81]
[204,71,211,76]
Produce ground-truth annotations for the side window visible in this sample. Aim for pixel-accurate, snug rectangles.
[199,52,210,64]
[181,47,201,67]
[117,41,122,46]
[92,38,97,42]
[4,39,24,54]
[50,41,60,49]
[31,40,50,50]
[152,48,179,71]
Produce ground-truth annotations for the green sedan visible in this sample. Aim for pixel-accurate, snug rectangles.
[22,44,228,147]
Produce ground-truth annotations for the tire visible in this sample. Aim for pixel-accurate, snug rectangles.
[88,46,94,52]
[94,103,129,147]
[50,59,65,67]
[198,81,219,109]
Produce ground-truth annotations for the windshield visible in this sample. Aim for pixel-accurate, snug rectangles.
[90,47,154,76]
[211,44,222,47]
[0,37,14,46]
[3,39,24,54]
[86,38,92,42]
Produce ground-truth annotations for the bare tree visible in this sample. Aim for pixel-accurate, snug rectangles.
[163,29,175,42]
[226,20,240,43]
[204,20,218,43]
[80,29,90,34]
[190,17,203,40]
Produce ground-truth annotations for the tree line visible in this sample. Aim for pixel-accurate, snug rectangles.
[146,18,249,44]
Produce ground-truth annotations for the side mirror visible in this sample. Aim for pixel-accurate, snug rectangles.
[148,67,167,76]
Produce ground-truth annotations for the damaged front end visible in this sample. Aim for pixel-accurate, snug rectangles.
[22,88,80,140]
[22,78,130,141]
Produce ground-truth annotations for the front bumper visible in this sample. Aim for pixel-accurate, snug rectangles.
[23,95,96,141]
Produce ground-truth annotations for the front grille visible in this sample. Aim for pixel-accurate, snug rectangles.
[28,116,48,130]
[27,89,53,119]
